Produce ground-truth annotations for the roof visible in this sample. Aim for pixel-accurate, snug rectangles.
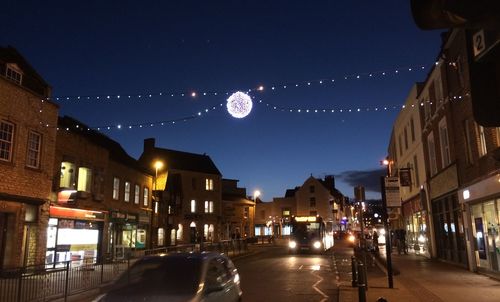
[0,46,52,97]
[140,141,221,176]
[58,116,149,174]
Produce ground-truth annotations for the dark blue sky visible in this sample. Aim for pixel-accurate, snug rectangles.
[1,1,442,200]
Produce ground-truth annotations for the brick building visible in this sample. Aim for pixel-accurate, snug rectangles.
[221,179,255,239]
[0,46,59,268]
[47,116,153,266]
[139,138,222,245]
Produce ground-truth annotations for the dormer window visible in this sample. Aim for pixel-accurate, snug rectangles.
[6,64,22,85]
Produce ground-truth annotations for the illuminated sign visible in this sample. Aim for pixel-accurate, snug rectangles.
[50,206,105,221]
[57,190,77,204]
[294,216,318,222]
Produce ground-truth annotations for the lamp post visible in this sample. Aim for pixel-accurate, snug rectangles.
[150,160,163,248]
[381,158,394,289]
[253,190,260,238]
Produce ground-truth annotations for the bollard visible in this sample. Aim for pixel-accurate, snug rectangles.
[357,261,366,302]
[351,256,358,287]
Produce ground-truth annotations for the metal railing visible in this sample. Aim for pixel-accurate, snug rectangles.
[0,239,249,302]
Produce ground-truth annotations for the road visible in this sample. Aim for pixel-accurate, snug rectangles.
[233,240,354,302]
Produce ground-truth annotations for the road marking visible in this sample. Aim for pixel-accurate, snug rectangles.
[298,265,303,270]
[311,270,329,302]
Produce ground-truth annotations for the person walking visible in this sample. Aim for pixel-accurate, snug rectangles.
[373,230,379,252]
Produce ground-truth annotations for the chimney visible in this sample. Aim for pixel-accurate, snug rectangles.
[324,175,335,189]
[144,138,155,151]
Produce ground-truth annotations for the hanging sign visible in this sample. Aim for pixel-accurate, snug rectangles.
[384,177,401,207]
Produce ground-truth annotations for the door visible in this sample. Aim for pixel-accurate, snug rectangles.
[0,213,7,269]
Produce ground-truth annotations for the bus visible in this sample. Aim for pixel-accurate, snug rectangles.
[288,216,334,253]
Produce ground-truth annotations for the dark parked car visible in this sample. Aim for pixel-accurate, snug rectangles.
[93,252,242,302]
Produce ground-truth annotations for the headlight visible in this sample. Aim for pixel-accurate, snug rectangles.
[313,241,322,249]
[348,235,356,242]
[289,241,297,249]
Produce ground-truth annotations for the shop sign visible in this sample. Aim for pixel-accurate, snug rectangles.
[57,190,77,204]
[384,177,401,207]
[139,213,150,224]
[50,206,105,221]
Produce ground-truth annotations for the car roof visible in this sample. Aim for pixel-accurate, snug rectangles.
[139,251,226,262]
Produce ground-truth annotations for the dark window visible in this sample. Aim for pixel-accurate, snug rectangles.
[310,197,316,207]
[192,178,196,190]
[309,185,315,193]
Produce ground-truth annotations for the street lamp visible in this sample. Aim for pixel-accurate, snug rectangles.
[253,190,261,238]
[150,160,163,248]
[381,158,394,289]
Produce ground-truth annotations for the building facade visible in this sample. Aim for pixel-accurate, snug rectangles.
[221,179,255,239]
[0,47,59,268]
[391,84,432,257]
[49,117,153,266]
[139,138,222,245]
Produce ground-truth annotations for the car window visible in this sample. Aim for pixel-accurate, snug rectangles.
[206,259,230,286]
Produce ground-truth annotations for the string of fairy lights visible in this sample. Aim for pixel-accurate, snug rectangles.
[48,64,430,102]
[29,61,467,132]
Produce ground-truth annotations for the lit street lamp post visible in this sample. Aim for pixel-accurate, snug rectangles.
[381,158,394,289]
[150,160,163,249]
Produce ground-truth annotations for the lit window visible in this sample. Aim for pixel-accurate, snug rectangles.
[204,224,209,240]
[191,200,196,213]
[6,65,22,85]
[158,228,164,246]
[478,124,487,157]
[113,177,120,200]
[205,178,214,191]
[0,120,14,162]
[205,201,209,213]
[439,118,451,167]
[77,167,92,192]
[124,181,131,202]
[26,131,41,168]
[427,133,437,175]
[134,184,140,204]
[60,162,76,189]
[143,187,149,206]
[209,201,214,213]
[177,224,183,240]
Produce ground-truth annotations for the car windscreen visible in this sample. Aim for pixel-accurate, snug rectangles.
[110,257,203,296]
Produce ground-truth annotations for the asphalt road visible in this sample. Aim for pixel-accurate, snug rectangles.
[233,240,355,302]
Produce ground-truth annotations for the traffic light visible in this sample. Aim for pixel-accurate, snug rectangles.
[410,0,500,30]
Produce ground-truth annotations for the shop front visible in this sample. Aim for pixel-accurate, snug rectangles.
[46,206,105,268]
[431,193,468,267]
[459,174,500,276]
[402,194,430,257]
[109,211,147,259]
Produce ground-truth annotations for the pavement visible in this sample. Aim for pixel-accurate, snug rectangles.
[339,247,500,302]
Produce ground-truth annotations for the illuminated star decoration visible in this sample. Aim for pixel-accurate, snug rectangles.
[226,91,253,118]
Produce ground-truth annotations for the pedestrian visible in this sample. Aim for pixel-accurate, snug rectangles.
[400,229,408,254]
[373,231,379,252]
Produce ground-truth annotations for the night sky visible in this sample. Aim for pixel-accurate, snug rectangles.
[1,1,442,200]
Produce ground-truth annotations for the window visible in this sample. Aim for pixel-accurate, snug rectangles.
[143,187,149,206]
[309,185,315,193]
[124,181,131,202]
[191,199,196,213]
[77,167,92,192]
[6,65,22,85]
[205,178,214,191]
[244,207,249,218]
[134,184,140,204]
[282,209,290,216]
[478,124,487,157]
[410,118,416,142]
[204,201,214,213]
[260,210,266,219]
[60,162,76,189]
[496,128,500,147]
[464,120,474,165]
[192,178,197,190]
[399,135,403,156]
[413,155,420,188]
[435,77,443,106]
[310,197,316,207]
[427,133,437,176]
[157,228,164,246]
[113,177,120,200]
[204,224,209,240]
[439,118,451,167]
[404,127,408,150]
[0,120,14,162]
[26,131,41,168]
